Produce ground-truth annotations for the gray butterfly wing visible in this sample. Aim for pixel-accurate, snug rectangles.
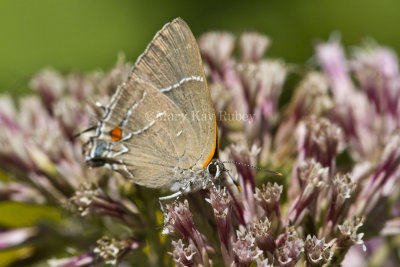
[129,18,217,169]
[87,18,216,188]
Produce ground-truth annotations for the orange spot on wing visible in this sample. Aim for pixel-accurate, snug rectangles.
[202,116,219,167]
[110,127,122,141]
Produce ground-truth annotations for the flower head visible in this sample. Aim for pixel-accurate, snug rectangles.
[232,227,263,266]
[169,239,197,267]
[304,235,333,265]
[93,236,137,265]
[316,39,354,101]
[162,200,196,238]
[239,32,270,62]
[297,116,341,171]
[250,217,275,254]
[276,229,304,267]
[337,216,365,247]
[207,188,233,263]
[199,32,235,77]
[254,182,283,218]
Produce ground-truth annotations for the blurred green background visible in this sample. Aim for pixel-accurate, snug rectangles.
[1,0,400,96]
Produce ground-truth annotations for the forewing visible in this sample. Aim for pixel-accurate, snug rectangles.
[130,18,217,168]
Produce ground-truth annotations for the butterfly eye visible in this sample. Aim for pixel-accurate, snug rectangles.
[207,162,220,178]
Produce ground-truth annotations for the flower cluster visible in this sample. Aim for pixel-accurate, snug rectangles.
[0,30,399,266]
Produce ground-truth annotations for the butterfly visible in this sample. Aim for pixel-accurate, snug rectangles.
[83,18,226,199]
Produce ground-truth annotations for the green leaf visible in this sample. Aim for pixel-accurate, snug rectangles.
[0,247,34,267]
[0,202,61,228]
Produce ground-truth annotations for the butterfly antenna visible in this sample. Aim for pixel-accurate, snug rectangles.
[222,161,282,176]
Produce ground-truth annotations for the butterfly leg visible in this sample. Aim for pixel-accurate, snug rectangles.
[159,191,182,212]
